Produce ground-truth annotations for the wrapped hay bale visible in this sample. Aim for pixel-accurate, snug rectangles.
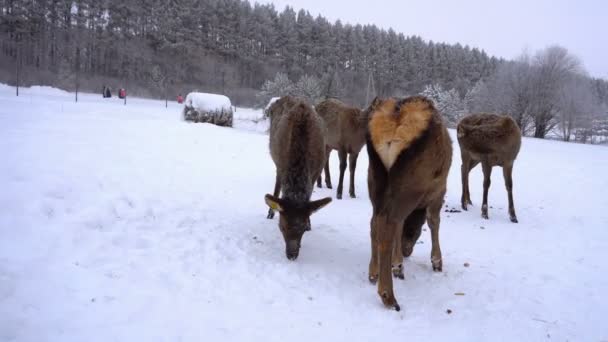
[183,92,233,127]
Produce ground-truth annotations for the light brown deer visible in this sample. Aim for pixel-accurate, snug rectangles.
[315,98,368,199]
[366,96,452,311]
[457,113,522,223]
[265,96,332,260]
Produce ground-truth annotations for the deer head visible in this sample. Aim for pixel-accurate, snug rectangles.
[264,194,332,260]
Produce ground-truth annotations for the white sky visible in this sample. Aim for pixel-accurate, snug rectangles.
[257,0,608,79]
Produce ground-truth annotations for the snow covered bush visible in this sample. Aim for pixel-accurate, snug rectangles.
[421,84,467,127]
[257,73,294,107]
[292,75,323,105]
[257,73,323,107]
[183,92,233,127]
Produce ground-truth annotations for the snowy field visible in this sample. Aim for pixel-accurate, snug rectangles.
[1,85,607,342]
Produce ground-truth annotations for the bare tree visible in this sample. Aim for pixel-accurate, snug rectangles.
[151,64,167,107]
[529,46,583,138]
[471,47,597,140]
[470,56,535,134]
[558,75,597,141]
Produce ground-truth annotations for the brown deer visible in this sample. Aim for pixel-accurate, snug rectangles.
[366,96,452,311]
[457,113,521,223]
[315,98,368,199]
[265,96,332,260]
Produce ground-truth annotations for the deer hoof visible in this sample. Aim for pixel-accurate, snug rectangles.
[380,291,400,311]
[368,274,378,284]
[336,193,342,200]
[349,192,356,198]
[402,244,414,257]
[392,264,404,279]
[510,215,518,223]
[267,210,275,219]
[432,258,443,272]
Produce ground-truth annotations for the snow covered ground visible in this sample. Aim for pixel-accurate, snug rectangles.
[1,84,607,342]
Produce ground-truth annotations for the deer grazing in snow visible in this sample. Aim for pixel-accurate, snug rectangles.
[366,96,452,311]
[265,96,332,260]
[457,113,522,223]
[315,98,369,199]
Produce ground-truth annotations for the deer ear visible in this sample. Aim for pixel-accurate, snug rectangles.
[371,97,383,109]
[456,125,463,138]
[308,197,332,214]
[457,124,470,138]
[265,194,284,212]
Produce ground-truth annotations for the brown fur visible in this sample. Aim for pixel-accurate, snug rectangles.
[368,98,434,169]
[315,98,368,199]
[264,96,332,260]
[457,113,522,223]
[366,96,453,311]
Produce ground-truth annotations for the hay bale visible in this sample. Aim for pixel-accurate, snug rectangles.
[183,92,233,127]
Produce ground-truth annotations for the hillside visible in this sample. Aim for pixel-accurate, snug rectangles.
[1,85,607,341]
[0,0,499,106]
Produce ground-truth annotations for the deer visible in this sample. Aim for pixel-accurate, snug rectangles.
[315,98,369,199]
[457,113,522,223]
[264,96,333,260]
[366,96,453,311]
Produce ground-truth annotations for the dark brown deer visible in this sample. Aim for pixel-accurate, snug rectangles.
[457,113,522,223]
[315,99,368,199]
[265,96,332,260]
[366,96,452,311]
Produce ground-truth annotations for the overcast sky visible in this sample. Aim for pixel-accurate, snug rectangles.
[257,0,607,79]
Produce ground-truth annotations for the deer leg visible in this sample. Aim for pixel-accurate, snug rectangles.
[368,215,379,284]
[462,156,478,210]
[267,172,281,219]
[316,174,322,188]
[481,161,492,220]
[401,209,426,258]
[324,147,333,189]
[336,149,347,200]
[312,170,321,188]
[375,214,401,311]
[503,163,518,223]
[392,217,405,279]
[348,152,358,198]
[466,160,479,205]
[427,198,444,272]
[461,158,470,211]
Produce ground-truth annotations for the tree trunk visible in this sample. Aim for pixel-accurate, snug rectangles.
[534,122,546,138]
[15,42,20,97]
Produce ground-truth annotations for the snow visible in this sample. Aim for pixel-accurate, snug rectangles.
[184,92,232,112]
[1,84,608,341]
[232,107,269,134]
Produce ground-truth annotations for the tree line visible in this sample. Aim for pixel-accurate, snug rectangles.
[1,0,607,143]
[420,47,608,142]
[1,0,498,104]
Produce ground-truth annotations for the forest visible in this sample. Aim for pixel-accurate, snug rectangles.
[1,0,607,142]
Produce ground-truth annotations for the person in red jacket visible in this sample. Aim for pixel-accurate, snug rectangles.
[177,94,184,104]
